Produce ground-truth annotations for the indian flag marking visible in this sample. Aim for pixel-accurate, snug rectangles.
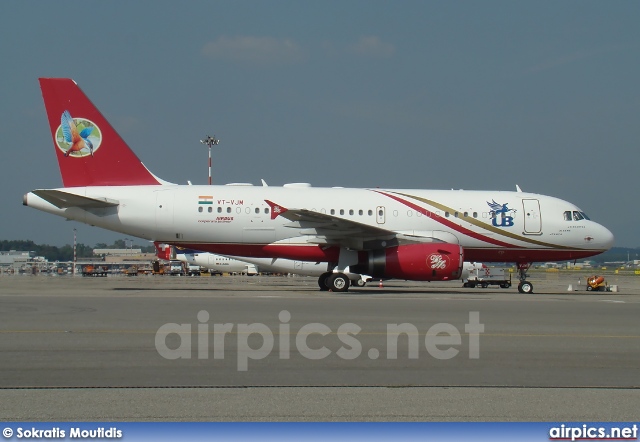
[199,195,213,205]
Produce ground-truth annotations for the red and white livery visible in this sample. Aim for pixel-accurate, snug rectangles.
[24,78,614,293]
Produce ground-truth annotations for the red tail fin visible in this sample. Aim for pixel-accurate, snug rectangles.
[154,242,173,260]
[39,78,161,187]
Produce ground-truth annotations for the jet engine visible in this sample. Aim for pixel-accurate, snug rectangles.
[352,243,464,281]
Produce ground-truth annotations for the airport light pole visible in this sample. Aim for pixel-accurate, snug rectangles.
[73,228,77,276]
[200,135,220,185]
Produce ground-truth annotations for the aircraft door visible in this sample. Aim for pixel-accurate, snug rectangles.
[376,206,386,224]
[155,190,175,236]
[522,199,542,234]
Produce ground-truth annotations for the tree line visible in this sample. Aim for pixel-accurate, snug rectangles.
[0,240,155,262]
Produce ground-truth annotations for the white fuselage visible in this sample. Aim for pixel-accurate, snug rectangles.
[25,184,614,264]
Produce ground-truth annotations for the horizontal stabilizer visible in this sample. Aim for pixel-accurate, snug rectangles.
[32,189,119,209]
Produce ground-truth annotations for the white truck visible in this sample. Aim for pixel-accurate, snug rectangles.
[463,267,512,289]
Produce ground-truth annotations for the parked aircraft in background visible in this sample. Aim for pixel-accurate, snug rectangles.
[159,243,488,289]
[155,243,371,287]
[24,78,614,292]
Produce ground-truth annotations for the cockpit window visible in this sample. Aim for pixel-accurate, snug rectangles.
[565,210,591,221]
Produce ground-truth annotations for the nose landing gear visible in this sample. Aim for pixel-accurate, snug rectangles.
[516,262,533,293]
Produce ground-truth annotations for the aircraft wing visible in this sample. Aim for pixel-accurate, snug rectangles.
[32,189,119,209]
[265,200,412,250]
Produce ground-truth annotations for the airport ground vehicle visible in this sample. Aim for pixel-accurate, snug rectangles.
[463,267,512,289]
[186,264,201,276]
[81,265,108,277]
[586,275,607,291]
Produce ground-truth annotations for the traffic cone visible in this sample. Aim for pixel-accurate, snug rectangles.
[379,279,384,288]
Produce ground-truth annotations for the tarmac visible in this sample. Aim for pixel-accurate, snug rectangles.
[0,272,638,421]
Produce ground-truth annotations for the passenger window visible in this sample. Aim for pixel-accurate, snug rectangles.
[227,207,232,213]
[564,211,572,221]
[464,212,468,217]
[255,208,260,214]
[198,207,203,213]
[218,207,222,213]
[264,208,270,214]
[473,212,478,218]
[359,209,363,216]
[340,209,344,215]
[208,207,212,213]
[330,209,335,215]
[349,209,354,215]
[368,210,373,216]
[445,212,450,218]
[454,212,459,218]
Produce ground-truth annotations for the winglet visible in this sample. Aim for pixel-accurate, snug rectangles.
[264,200,288,220]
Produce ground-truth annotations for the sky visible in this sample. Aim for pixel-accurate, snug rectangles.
[1,1,638,247]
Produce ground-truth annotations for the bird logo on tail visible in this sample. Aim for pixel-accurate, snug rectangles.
[55,110,102,158]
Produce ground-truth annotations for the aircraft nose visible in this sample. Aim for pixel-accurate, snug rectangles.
[597,223,615,250]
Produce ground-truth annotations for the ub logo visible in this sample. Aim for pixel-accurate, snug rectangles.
[487,200,516,227]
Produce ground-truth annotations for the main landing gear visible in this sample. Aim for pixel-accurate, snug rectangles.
[318,272,351,293]
[516,262,533,294]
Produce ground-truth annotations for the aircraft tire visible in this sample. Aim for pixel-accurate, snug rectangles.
[352,279,366,287]
[327,273,350,292]
[518,281,533,294]
[318,272,331,291]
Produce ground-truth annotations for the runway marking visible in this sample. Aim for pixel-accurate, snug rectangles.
[1,385,639,390]
[0,330,638,339]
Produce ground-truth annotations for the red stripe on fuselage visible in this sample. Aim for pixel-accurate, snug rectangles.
[464,248,606,262]
[375,190,520,248]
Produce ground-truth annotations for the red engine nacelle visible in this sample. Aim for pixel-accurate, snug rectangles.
[353,243,464,281]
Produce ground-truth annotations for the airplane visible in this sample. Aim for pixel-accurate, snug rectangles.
[23,78,615,293]
[155,243,372,286]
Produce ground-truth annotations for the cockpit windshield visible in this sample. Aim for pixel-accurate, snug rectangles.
[564,210,590,221]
